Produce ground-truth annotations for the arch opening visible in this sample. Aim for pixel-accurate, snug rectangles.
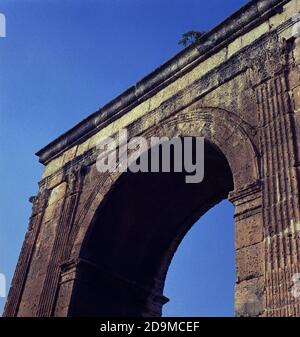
[163,199,235,317]
[70,139,234,316]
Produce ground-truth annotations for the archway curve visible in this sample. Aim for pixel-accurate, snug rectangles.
[70,108,260,261]
[63,108,261,316]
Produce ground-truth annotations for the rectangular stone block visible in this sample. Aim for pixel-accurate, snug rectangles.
[63,145,78,165]
[48,182,67,205]
[235,212,264,249]
[241,22,270,48]
[227,37,242,59]
[236,242,264,282]
[46,171,64,190]
[43,200,64,223]
[43,184,66,223]
[42,155,64,179]
[76,140,91,157]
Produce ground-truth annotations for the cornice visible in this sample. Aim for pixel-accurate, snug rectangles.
[36,0,289,165]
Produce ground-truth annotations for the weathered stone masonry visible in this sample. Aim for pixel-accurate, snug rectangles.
[4,0,300,316]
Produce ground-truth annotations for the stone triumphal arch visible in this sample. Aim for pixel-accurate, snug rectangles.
[4,0,300,317]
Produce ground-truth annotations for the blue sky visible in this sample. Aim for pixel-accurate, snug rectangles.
[0,0,248,316]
